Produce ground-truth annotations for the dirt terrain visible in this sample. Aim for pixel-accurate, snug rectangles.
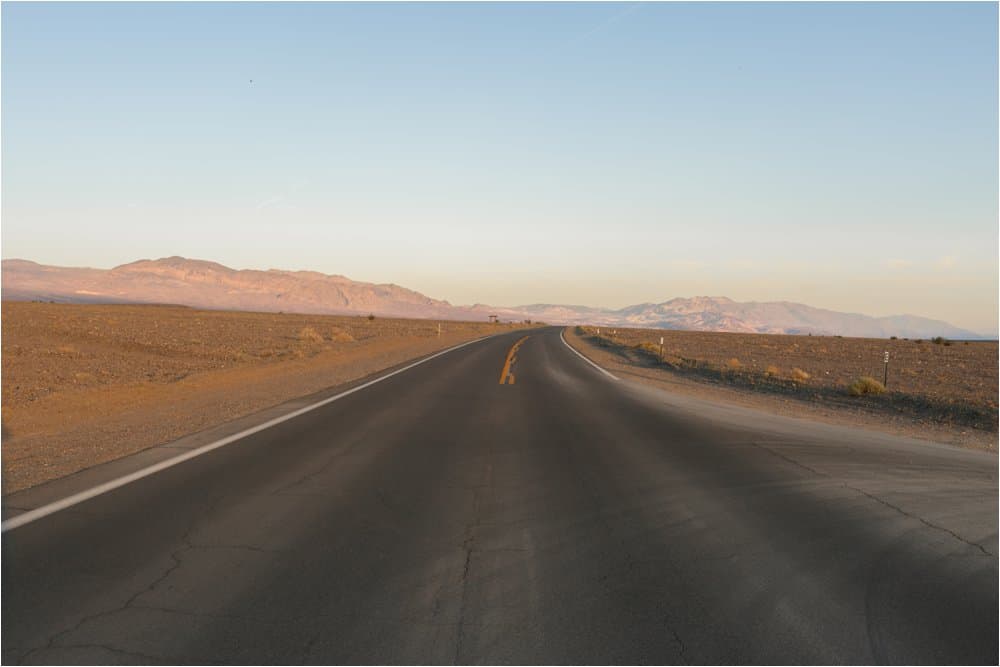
[2,302,526,492]
[569,326,998,450]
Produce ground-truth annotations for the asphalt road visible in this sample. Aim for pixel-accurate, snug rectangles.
[3,327,997,664]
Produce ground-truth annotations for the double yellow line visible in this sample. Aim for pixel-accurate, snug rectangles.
[499,336,529,385]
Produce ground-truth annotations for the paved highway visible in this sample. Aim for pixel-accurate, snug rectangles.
[3,327,997,664]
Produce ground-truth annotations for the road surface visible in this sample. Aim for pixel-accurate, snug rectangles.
[3,327,997,664]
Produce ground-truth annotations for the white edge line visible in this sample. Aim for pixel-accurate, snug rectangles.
[560,328,619,381]
[2,334,498,532]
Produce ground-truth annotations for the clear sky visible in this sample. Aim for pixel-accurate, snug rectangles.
[3,2,997,333]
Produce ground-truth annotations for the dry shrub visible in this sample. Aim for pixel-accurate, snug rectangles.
[764,365,780,377]
[329,327,355,343]
[726,358,742,370]
[298,327,324,344]
[636,342,660,355]
[790,367,811,381]
[56,344,77,354]
[848,376,886,396]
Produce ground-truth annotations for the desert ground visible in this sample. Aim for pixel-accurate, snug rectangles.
[2,302,527,492]
[569,325,998,449]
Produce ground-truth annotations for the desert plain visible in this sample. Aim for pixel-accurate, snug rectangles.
[569,325,998,449]
[3,302,996,495]
[1,302,524,492]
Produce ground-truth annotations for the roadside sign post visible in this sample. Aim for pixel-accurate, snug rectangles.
[659,336,664,362]
[438,323,441,337]
[883,351,889,388]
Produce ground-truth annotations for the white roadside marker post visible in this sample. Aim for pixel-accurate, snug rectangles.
[883,350,889,388]
[660,336,664,363]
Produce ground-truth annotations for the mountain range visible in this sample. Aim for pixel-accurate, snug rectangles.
[1,257,982,339]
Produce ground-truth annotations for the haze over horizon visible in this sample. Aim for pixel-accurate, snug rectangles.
[3,3,997,333]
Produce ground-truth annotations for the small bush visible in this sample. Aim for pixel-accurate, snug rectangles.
[848,376,886,396]
[764,365,780,377]
[790,367,810,381]
[635,342,660,356]
[890,336,898,340]
[931,336,947,345]
[298,327,324,344]
[367,313,376,321]
[726,358,742,370]
[329,327,355,343]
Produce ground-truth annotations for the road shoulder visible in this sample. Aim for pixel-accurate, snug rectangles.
[562,327,997,452]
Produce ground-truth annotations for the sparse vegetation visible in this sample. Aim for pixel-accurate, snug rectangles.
[932,336,948,345]
[367,313,376,321]
[2,302,527,492]
[634,341,661,357]
[848,376,886,396]
[298,326,325,344]
[725,358,742,370]
[329,327,355,343]
[571,325,998,440]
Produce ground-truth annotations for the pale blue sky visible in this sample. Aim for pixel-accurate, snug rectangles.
[3,2,997,332]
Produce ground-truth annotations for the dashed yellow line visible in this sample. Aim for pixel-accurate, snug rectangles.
[499,336,529,385]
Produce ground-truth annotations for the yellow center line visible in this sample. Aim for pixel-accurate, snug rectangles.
[499,336,529,385]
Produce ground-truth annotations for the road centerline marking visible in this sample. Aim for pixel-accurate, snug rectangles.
[499,336,529,385]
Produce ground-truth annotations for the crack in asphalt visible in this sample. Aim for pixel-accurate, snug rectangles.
[42,643,165,664]
[453,500,480,664]
[749,440,827,477]
[666,617,688,665]
[16,537,192,666]
[453,458,493,665]
[845,484,995,557]
[16,495,241,665]
[752,440,995,557]
[270,434,369,496]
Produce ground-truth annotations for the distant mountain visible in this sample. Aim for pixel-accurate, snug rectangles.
[472,298,981,339]
[1,257,983,339]
[0,257,475,320]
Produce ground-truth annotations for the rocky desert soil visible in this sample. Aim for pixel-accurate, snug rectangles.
[2,302,526,492]
[567,326,998,451]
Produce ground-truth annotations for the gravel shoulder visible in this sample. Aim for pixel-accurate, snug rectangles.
[563,327,998,452]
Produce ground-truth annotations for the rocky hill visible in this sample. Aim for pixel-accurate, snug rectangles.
[2,257,981,338]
